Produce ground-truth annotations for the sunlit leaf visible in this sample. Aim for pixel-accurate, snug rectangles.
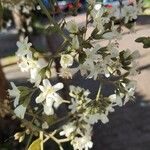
[28,138,41,150]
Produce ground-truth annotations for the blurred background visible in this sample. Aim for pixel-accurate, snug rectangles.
[0,0,150,149]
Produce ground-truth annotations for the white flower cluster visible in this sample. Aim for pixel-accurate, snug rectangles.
[1,0,36,12]
[7,1,143,149]
[8,82,26,119]
[121,0,143,23]
[68,86,111,124]
[60,80,136,149]
[60,121,93,150]
[90,7,111,33]
[8,37,68,117]
[1,0,37,33]
[16,37,48,86]
[60,41,139,81]
[78,44,113,79]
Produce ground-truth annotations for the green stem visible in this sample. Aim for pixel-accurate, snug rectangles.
[96,82,102,101]
[37,0,70,42]
[25,132,34,150]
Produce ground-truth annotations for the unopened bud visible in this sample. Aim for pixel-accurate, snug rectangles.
[46,69,51,78]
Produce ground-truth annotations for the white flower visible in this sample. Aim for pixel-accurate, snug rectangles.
[87,65,100,80]
[8,82,20,107]
[16,36,48,86]
[18,55,48,85]
[29,57,48,85]
[85,45,101,63]
[18,50,32,71]
[107,42,119,58]
[42,121,49,129]
[109,94,123,106]
[124,81,136,104]
[30,68,42,86]
[60,122,76,137]
[84,113,102,124]
[43,104,54,115]
[66,20,78,33]
[68,98,78,113]
[78,64,88,76]
[35,79,64,115]
[103,21,121,40]
[79,46,114,79]
[72,136,93,150]
[18,56,31,72]
[14,105,26,119]
[71,125,93,150]
[105,104,115,114]
[36,58,48,68]
[99,113,109,124]
[28,58,48,71]
[60,54,73,68]
[79,45,103,79]
[91,7,110,32]
[122,5,138,23]
[36,5,41,10]
[94,3,102,11]
[16,37,32,57]
[69,86,90,99]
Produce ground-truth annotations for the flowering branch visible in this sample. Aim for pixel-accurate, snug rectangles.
[3,0,144,149]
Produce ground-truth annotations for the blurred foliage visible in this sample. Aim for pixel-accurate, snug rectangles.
[1,0,37,6]
[143,0,150,14]
[0,2,3,29]
[143,0,150,8]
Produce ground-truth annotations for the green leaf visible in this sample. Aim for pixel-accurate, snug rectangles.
[18,86,33,106]
[91,28,99,37]
[39,67,47,76]
[143,37,150,48]
[124,22,135,30]
[135,37,147,43]
[45,25,58,34]
[18,86,30,92]
[18,86,31,98]
[79,51,87,64]
[42,114,57,125]
[82,41,93,48]
[116,70,121,76]
[92,34,102,40]
[28,139,41,150]
[135,37,150,48]
[97,47,107,54]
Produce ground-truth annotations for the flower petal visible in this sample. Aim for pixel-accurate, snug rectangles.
[44,104,54,115]
[43,79,51,87]
[53,83,64,91]
[36,94,45,103]
[14,105,26,119]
